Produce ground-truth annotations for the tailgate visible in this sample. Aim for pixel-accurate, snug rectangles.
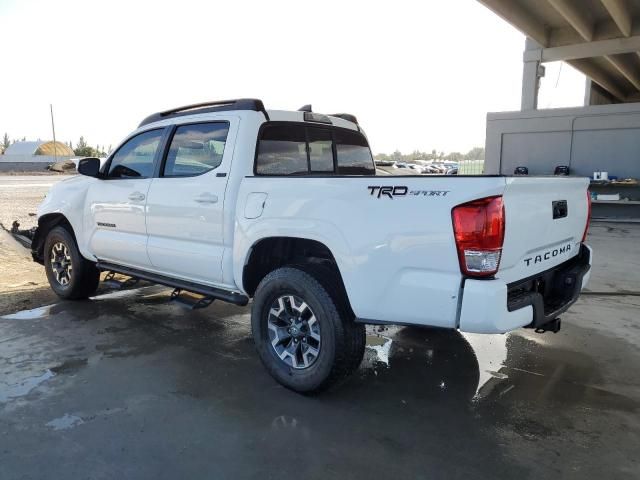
[498,176,590,283]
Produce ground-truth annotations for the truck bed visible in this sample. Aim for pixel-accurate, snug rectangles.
[235,175,590,330]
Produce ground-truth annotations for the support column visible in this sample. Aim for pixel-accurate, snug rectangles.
[521,38,543,110]
[584,78,593,106]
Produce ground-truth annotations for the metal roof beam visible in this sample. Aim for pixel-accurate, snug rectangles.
[476,0,548,46]
[523,34,640,61]
[605,55,640,90]
[547,0,595,41]
[600,0,633,37]
[568,59,627,100]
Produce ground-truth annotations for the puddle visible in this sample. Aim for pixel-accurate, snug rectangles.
[89,287,149,301]
[1,304,55,320]
[0,286,153,321]
[50,358,88,374]
[0,369,55,403]
[46,413,84,431]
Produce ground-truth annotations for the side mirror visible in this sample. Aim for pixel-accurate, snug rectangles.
[77,157,102,177]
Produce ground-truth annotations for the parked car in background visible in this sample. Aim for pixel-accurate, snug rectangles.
[408,164,426,174]
[423,164,443,174]
[374,160,394,167]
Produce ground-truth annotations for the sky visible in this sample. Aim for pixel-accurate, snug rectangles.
[0,0,586,155]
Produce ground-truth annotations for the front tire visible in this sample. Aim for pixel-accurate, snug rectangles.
[44,226,100,299]
[251,266,365,393]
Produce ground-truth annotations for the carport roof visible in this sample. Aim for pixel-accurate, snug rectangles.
[4,141,45,155]
[477,0,640,102]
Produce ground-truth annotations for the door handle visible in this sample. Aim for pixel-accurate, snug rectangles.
[128,192,146,201]
[195,193,218,204]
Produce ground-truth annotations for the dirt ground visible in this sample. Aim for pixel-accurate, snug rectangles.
[0,229,56,316]
[0,175,55,315]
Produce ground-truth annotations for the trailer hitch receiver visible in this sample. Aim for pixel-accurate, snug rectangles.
[535,317,561,334]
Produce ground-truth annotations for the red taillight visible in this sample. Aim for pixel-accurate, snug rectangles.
[582,190,591,243]
[452,195,505,277]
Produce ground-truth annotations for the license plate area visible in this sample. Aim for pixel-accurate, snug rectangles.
[507,245,590,327]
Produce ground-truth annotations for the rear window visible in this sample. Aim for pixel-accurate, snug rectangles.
[335,129,375,175]
[255,123,374,176]
[308,127,334,172]
[256,125,307,175]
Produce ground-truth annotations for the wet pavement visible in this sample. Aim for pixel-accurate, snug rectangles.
[1,284,639,479]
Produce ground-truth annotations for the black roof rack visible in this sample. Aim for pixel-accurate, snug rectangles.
[330,113,358,124]
[138,98,269,127]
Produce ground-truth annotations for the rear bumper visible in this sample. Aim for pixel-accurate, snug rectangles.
[458,244,592,334]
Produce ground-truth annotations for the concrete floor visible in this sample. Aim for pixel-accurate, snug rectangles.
[0,223,639,479]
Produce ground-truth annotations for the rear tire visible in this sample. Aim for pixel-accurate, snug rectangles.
[44,226,100,300]
[251,266,365,393]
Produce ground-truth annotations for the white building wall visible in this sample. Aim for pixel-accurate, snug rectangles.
[485,102,640,178]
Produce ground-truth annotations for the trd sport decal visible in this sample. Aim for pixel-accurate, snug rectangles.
[367,186,450,199]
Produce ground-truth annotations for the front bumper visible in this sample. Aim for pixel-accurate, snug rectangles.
[458,244,592,334]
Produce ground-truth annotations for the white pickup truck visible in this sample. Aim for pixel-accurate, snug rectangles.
[32,99,592,393]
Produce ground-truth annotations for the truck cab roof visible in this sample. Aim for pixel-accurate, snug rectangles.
[138,99,359,132]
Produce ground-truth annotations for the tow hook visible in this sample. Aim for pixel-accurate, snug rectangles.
[535,318,561,334]
[6,221,36,249]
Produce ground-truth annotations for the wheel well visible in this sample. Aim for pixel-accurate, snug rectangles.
[243,237,352,307]
[32,213,74,264]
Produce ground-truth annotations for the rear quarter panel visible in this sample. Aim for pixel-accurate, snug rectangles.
[234,175,506,327]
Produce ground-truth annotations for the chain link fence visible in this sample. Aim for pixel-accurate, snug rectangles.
[458,160,485,175]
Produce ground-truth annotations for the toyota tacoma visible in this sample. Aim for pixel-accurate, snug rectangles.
[31,99,593,393]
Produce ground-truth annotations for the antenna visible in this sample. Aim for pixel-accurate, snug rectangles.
[50,104,58,163]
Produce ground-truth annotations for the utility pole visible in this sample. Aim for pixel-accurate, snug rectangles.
[50,104,58,163]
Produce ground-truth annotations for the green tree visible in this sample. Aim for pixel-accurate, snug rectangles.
[445,151,463,161]
[1,133,10,153]
[464,147,485,160]
[74,136,97,157]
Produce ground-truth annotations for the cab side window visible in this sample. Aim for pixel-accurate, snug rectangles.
[107,129,163,179]
[163,122,230,177]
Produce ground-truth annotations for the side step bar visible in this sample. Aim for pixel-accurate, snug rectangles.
[96,261,249,306]
[102,271,140,290]
[170,289,215,310]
